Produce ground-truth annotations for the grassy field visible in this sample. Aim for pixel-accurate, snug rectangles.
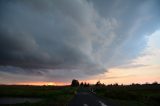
[95,84,160,106]
[0,85,77,106]
[1,84,160,106]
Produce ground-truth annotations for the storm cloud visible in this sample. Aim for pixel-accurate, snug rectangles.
[0,0,160,82]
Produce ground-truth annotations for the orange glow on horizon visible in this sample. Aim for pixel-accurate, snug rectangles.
[84,65,160,85]
[1,65,159,86]
[13,81,70,86]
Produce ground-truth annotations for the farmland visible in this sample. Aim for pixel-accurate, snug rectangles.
[95,83,160,106]
[0,83,160,106]
[0,85,77,106]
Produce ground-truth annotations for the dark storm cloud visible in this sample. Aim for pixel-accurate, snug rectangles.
[0,0,160,82]
[0,0,106,78]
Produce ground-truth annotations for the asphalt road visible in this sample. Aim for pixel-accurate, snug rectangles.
[69,87,109,106]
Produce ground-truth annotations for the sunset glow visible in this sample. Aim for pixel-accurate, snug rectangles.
[9,82,69,86]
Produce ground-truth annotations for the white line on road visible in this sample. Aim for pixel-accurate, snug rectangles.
[99,101,108,106]
[83,104,88,106]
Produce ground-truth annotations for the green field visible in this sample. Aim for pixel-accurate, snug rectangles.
[95,84,160,106]
[1,84,160,106]
[0,85,77,106]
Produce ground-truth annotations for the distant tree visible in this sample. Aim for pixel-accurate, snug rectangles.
[80,82,84,86]
[95,81,101,86]
[87,83,90,87]
[95,81,105,87]
[145,82,149,85]
[152,81,158,85]
[114,83,118,86]
[131,83,135,86]
[80,82,90,87]
[71,79,79,87]
[120,84,124,86]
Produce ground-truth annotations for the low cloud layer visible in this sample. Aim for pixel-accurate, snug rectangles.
[0,0,160,83]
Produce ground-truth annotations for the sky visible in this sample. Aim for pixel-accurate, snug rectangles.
[0,0,160,85]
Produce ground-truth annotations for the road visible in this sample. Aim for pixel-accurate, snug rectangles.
[69,87,109,106]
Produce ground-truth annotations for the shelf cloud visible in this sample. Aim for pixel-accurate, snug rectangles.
[0,0,159,83]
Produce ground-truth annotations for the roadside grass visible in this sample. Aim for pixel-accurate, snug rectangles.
[0,85,78,106]
[95,84,160,106]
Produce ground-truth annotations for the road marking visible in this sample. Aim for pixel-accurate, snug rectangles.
[99,101,108,106]
[83,104,88,106]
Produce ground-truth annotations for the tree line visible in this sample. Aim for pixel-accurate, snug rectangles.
[71,79,105,87]
[71,79,159,88]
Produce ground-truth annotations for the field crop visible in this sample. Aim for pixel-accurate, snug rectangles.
[95,84,160,106]
[0,85,77,106]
